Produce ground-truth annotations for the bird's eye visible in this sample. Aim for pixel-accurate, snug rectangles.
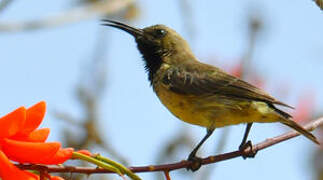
[155,29,167,38]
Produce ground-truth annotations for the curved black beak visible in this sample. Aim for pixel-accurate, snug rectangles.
[101,19,143,38]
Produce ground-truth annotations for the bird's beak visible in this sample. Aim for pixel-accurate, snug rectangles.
[102,19,143,38]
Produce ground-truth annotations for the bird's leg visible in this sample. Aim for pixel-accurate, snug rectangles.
[239,123,257,159]
[187,129,214,171]
[239,123,253,149]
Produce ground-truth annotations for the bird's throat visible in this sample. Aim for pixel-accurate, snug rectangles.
[136,43,164,84]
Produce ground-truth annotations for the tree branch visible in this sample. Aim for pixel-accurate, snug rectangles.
[17,117,323,174]
[0,0,134,32]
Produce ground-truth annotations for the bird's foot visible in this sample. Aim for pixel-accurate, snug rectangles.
[186,154,202,172]
[239,140,257,159]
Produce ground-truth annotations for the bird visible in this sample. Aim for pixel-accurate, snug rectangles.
[102,20,319,171]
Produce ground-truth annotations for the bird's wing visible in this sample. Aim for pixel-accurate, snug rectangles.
[161,62,292,108]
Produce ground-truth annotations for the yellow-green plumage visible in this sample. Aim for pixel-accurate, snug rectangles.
[155,82,279,128]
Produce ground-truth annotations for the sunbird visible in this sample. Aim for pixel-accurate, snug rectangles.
[102,20,319,171]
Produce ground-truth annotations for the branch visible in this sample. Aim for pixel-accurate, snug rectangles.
[18,117,323,174]
[0,0,134,32]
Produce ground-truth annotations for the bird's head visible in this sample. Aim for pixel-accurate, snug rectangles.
[102,20,192,81]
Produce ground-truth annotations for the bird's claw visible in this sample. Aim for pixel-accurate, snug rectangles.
[239,140,257,159]
[186,154,202,172]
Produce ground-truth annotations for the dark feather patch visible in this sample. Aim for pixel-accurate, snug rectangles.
[136,41,163,83]
[162,61,293,109]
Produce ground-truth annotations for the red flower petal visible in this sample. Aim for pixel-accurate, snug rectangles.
[0,151,38,180]
[0,107,26,138]
[21,171,40,180]
[17,101,46,136]
[26,128,50,142]
[50,176,65,180]
[11,128,50,142]
[39,148,74,164]
[2,138,60,164]
[0,151,14,177]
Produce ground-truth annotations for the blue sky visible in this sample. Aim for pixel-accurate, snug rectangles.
[0,0,322,179]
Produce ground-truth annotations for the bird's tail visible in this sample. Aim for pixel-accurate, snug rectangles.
[282,119,319,145]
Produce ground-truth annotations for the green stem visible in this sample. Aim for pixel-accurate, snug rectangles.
[71,152,123,176]
[94,154,141,180]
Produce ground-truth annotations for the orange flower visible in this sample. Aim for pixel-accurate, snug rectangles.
[50,176,65,180]
[0,101,74,180]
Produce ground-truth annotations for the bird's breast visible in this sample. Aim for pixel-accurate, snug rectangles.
[153,81,217,128]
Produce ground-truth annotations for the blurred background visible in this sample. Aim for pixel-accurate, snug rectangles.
[0,0,323,179]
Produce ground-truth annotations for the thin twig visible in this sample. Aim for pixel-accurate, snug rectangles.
[17,117,323,174]
[164,171,171,180]
[0,0,134,32]
[198,127,230,180]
